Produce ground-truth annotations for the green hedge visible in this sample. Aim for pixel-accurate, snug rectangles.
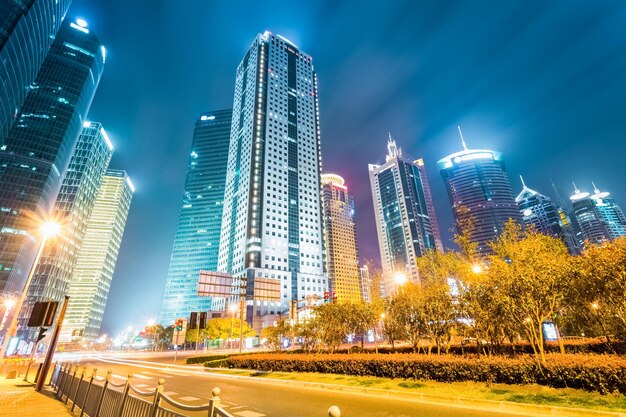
[186,354,230,364]
[227,353,626,394]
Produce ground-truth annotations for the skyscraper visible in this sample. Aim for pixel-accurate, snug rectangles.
[18,122,113,343]
[516,177,580,254]
[61,170,133,341]
[438,131,520,257]
[1,1,72,140]
[159,110,232,325]
[0,18,104,303]
[369,137,442,296]
[321,173,360,303]
[358,265,372,303]
[570,183,626,245]
[218,32,326,321]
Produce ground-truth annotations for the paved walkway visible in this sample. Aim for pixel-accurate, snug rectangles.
[0,374,71,417]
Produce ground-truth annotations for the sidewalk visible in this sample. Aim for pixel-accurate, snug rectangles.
[0,375,71,417]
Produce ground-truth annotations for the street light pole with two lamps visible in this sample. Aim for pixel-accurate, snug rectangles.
[0,221,61,359]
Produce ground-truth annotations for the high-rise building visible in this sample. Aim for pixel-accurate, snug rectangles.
[18,122,113,343]
[516,177,580,254]
[369,137,442,297]
[321,173,360,303]
[0,18,104,305]
[358,265,372,303]
[218,32,327,321]
[61,170,133,341]
[1,1,72,140]
[570,183,626,245]
[159,110,232,325]
[438,132,520,257]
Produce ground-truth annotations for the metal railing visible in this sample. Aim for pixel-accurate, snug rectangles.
[48,361,342,417]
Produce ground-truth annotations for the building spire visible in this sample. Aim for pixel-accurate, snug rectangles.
[457,125,468,151]
[519,175,527,189]
[572,182,580,194]
[592,181,600,194]
[386,132,401,161]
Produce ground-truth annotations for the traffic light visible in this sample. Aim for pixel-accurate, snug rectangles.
[175,319,183,331]
[189,312,198,329]
[36,327,47,343]
[324,292,329,303]
[198,312,207,329]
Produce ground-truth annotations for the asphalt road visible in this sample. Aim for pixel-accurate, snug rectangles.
[58,351,530,417]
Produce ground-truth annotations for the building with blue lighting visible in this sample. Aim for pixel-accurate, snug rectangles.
[438,135,520,257]
[570,184,626,245]
[1,1,73,141]
[159,110,232,325]
[515,177,580,254]
[0,17,104,314]
[369,137,442,296]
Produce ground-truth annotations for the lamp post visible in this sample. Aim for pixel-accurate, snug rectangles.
[147,319,157,352]
[0,221,60,359]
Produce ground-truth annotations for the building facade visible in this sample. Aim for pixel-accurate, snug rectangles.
[61,170,133,341]
[18,122,113,343]
[369,137,442,297]
[0,18,104,311]
[217,32,327,322]
[1,0,72,141]
[570,184,626,245]
[159,110,232,325]
[438,141,520,257]
[358,265,372,303]
[321,173,360,303]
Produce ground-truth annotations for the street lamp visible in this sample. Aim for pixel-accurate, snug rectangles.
[471,264,483,274]
[0,221,60,359]
[147,318,157,351]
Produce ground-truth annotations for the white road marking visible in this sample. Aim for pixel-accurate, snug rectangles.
[135,383,149,388]
[234,411,265,417]
[131,373,153,380]
[178,395,200,401]
[163,391,178,396]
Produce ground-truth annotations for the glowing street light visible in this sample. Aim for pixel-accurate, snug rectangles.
[0,221,61,359]
[394,272,407,286]
[472,264,483,274]
[591,302,599,310]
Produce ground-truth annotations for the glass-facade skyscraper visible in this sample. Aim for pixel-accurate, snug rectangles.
[61,169,133,341]
[516,177,580,254]
[321,173,360,303]
[1,0,72,140]
[16,122,113,344]
[159,110,232,325]
[369,137,442,296]
[570,184,626,245]
[438,141,520,257]
[0,18,104,304]
[218,32,327,324]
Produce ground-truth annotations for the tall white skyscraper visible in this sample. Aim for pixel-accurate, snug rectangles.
[61,169,133,341]
[369,137,442,297]
[218,32,326,323]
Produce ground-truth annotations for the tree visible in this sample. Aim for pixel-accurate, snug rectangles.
[262,319,291,351]
[487,221,572,364]
[204,318,255,348]
[314,302,349,352]
[345,301,377,348]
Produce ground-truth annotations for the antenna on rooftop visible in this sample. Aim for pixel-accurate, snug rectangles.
[457,125,468,151]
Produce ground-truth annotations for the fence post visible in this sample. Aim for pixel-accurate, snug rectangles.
[59,364,74,400]
[55,364,66,397]
[79,368,97,417]
[71,367,86,411]
[48,361,59,387]
[208,387,221,417]
[95,370,112,417]
[65,365,78,404]
[150,378,165,417]
[116,373,133,417]
[328,406,341,417]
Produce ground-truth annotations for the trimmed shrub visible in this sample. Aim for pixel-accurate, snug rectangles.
[227,353,626,394]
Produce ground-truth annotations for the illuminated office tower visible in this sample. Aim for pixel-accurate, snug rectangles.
[218,32,326,320]
[321,174,360,302]
[1,0,72,140]
[159,110,232,325]
[570,183,626,245]
[0,18,104,314]
[18,122,113,343]
[516,177,580,254]
[369,137,442,297]
[438,131,520,257]
[358,265,372,303]
[61,170,133,341]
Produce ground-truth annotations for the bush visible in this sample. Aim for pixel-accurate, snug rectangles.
[186,354,229,364]
[227,353,626,394]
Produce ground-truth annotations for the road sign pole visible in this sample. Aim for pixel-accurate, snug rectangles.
[35,295,68,391]
[195,313,199,356]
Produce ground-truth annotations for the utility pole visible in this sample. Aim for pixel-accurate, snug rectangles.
[35,296,68,391]
[195,313,200,356]
[239,276,247,353]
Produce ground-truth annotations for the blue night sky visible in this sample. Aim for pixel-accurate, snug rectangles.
[67,0,626,334]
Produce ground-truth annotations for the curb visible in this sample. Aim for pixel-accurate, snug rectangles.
[208,367,626,417]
